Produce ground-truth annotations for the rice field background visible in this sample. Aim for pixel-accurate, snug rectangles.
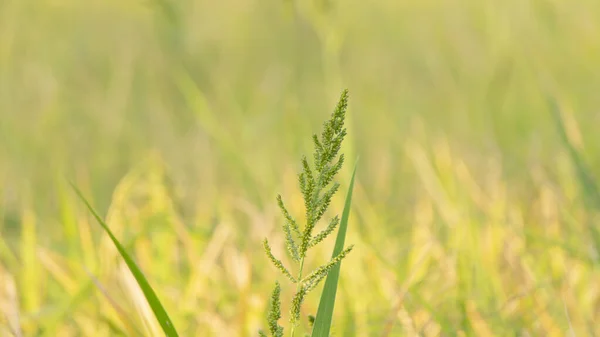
[2,0,600,335]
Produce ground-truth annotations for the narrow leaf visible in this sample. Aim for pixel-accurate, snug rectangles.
[311,160,357,337]
[70,182,179,337]
[547,96,600,252]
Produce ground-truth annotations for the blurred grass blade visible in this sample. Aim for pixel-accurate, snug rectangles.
[548,96,600,207]
[311,160,357,337]
[70,182,179,337]
[547,96,600,252]
[21,206,40,314]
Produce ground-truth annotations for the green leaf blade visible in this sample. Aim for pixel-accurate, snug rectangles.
[70,182,180,337]
[311,160,358,337]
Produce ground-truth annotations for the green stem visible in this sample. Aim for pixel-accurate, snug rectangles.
[291,256,306,337]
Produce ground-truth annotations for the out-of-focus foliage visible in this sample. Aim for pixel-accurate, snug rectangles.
[1,0,600,335]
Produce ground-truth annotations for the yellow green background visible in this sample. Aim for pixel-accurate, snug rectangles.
[1,0,600,335]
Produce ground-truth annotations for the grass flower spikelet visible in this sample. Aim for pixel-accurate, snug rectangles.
[263,239,297,283]
[309,215,339,248]
[268,282,284,337]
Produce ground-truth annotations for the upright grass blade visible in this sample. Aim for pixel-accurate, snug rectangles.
[547,96,600,254]
[548,96,600,207]
[70,182,179,337]
[311,160,357,337]
[20,206,40,314]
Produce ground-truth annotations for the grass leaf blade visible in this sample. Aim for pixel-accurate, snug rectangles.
[547,96,600,253]
[311,160,357,337]
[70,182,179,337]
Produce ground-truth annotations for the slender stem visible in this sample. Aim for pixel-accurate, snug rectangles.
[290,256,306,337]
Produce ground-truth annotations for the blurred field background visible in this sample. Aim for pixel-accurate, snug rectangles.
[2,0,600,335]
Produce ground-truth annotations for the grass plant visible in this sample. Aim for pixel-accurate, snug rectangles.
[260,90,355,337]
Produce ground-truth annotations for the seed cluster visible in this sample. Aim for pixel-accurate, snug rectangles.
[261,89,353,336]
